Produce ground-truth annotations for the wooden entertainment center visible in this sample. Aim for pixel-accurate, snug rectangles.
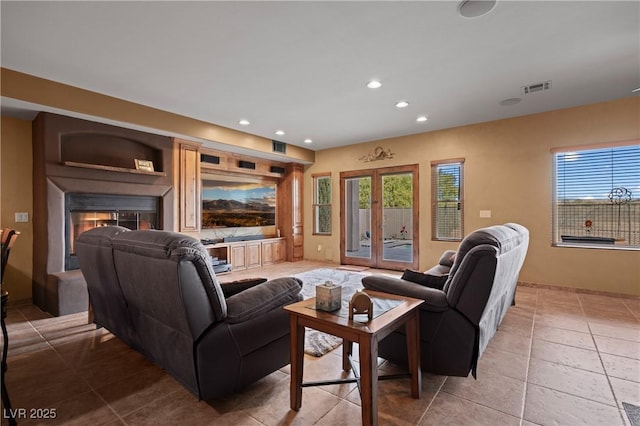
[174,138,304,265]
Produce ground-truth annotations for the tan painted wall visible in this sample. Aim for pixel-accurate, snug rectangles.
[1,116,33,302]
[304,97,640,296]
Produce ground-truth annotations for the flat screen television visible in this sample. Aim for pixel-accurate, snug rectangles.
[202,174,276,229]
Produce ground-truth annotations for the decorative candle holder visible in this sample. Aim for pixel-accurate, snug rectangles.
[315,281,342,312]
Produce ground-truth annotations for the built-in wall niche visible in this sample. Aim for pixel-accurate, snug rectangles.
[61,132,165,175]
[201,172,277,241]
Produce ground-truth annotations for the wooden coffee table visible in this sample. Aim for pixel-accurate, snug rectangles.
[284,290,424,426]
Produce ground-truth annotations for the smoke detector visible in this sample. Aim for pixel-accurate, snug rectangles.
[522,80,552,95]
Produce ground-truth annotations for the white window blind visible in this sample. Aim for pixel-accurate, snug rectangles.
[431,160,464,241]
[554,143,640,248]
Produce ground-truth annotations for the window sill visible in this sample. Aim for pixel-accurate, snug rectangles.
[553,243,640,251]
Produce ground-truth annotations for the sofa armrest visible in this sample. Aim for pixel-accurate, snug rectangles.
[225,277,303,324]
[438,250,457,267]
[220,278,268,298]
[362,275,449,312]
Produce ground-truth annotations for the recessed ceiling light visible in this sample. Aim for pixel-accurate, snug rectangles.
[499,97,522,106]
[367,80,382,89]
[275,130,285,136]
[304,139,313,144]
[395,101,409,108]
[458,0,497,18]
[239,119,250,126]
[416,115,428,122]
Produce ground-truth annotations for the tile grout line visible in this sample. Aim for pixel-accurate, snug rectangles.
[577,294,629,425]
[415,374,448,425]
[29,312,129,425]
[518,287,538,426]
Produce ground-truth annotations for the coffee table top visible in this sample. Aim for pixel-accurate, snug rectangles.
[284,290,423,337]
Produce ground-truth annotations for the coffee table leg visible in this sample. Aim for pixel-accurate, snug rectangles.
[290,316,304,410]
[359,335,378,426]
[342,339,352,372]
[405,310,422,399]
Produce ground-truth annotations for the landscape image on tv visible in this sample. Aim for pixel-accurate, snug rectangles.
[202,177,276,228]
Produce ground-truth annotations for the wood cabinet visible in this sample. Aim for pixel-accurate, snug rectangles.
[262,238,285,265]
[230,244,247,270]
[246,242,262,269]
[277,163,304,261]
[175,139,201,233]
[208,238,284,271]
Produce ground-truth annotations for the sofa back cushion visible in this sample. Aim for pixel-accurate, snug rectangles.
[110,230,226,395]
[445,224,529,319]
[76,226,138,346]
[112,230,225,340]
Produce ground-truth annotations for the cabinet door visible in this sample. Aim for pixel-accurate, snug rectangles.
[262,240,274,265]
[247,242,261,269]
[274,239,285,263]
[179,143,200,232]
[277,163,304,262]
[231,244,246,270]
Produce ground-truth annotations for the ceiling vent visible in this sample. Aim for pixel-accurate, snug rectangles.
[272,140,286,154]
[522,80,552,95]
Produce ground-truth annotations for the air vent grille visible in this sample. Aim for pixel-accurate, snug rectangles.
[272,140,286,154]
[200,154,220,165]
[238,160,256,170]
[522,80,552,95]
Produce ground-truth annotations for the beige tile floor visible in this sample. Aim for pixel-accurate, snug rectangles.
[1,260,639,425]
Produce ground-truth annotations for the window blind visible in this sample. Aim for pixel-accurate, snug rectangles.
[554,144,640,247]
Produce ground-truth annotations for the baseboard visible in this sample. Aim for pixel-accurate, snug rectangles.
[518,281,640,300]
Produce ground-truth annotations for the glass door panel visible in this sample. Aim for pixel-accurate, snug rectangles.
[344,176,372,260]
[341,165,418,271]
[381,173,413,263]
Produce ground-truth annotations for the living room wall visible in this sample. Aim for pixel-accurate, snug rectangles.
[1,116,33,301]
[304,97,640,297]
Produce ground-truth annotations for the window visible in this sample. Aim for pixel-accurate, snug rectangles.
[431,159,464,241]
[313,173,332,235]
[553,142,640,248]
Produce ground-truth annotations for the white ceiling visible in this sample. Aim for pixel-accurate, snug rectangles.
[1,1,639,152]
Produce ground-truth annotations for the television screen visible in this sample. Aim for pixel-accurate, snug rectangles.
[202,175,276,228]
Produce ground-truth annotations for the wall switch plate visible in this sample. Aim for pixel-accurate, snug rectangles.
[479,210,492,218]
[15,212,29,222]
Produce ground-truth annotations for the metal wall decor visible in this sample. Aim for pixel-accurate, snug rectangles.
[359,146,394,162]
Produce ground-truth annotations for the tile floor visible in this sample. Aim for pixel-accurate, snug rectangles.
[1,261,639,425]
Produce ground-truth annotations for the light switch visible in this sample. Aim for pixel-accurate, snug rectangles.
[15,212,29,222]
[479,210,492,218]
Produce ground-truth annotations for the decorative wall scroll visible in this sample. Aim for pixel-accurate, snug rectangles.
[359,146,395,162]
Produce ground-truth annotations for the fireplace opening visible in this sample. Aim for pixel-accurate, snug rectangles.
[65,193,161,270]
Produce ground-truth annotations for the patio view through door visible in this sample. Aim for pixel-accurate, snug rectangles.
[340,164,419,270]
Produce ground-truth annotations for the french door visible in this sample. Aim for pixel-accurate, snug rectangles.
[340,164,419,270]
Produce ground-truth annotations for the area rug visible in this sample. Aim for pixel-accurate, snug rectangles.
[293,268,368,356]
[623,402,640,426]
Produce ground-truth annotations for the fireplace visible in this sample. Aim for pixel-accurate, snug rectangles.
[65,193,160,270]
[33,112,175,312]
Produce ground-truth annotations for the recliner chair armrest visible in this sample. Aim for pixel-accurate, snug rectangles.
[225,277,303,324]
[438,250,457,267]
[362,275,449,312]
[220,278,268,298]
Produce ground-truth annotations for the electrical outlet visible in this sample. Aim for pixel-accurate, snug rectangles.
[15,212,29,222]
[317,244,322,252]
[479,210,492,218]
